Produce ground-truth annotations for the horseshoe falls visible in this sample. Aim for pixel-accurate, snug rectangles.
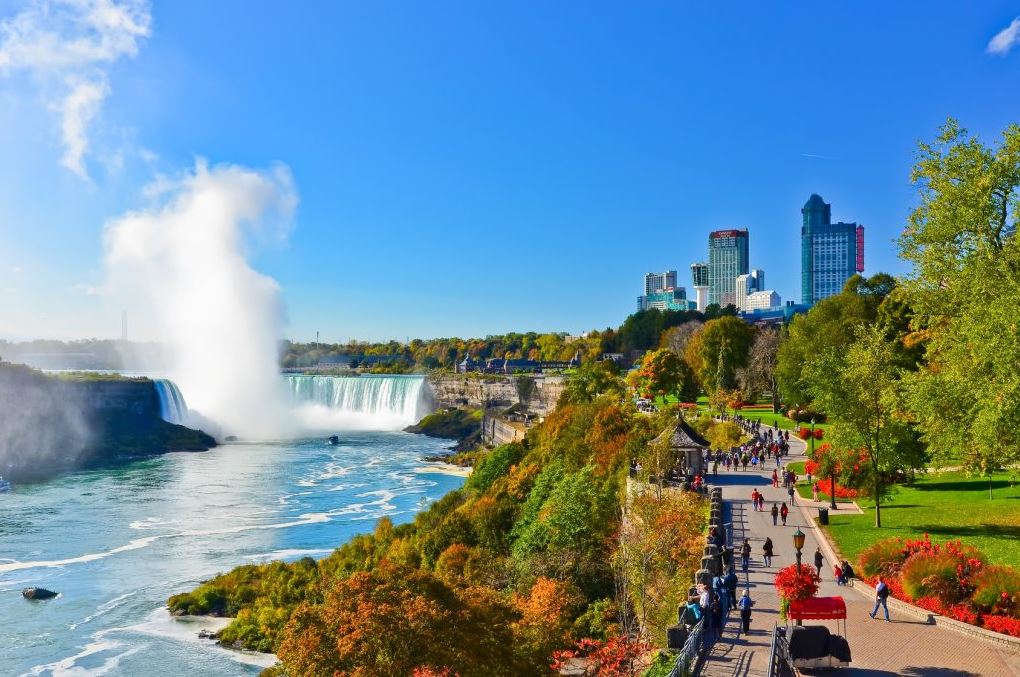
[285,374,434,430]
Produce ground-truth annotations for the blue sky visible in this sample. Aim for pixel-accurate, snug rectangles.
[2,1,1020,342]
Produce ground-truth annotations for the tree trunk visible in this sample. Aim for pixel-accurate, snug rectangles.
[873,466,882,528]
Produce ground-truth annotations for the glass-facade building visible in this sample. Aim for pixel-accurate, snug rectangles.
[644,270,678,296]
[800,194,865,304]
[637,288,694,312]
[708,229,749,307]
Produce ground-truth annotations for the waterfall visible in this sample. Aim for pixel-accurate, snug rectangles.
[153,379,189,425]
[285,375,433,430]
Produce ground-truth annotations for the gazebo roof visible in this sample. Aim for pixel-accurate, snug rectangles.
[653,417,710,449]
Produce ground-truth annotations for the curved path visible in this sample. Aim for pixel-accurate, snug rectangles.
[699,433,1020,677]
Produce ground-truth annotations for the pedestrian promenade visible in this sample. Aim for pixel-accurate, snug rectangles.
[700,435,1020,677]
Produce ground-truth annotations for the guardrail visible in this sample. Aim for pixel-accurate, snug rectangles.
[668,617,706,677]
[767,623,792,677]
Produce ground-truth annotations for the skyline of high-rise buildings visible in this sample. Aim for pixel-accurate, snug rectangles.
[636,193,864,316]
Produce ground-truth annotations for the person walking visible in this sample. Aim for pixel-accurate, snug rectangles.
[762,537,774,567]
[740,539,751,574]
[788,484,796,505]
[870,577,892,621]
[737,589,755,636]
[780,502,789,526]
[814,547,824,578]
[812,481,820,502]
[770,503,779,526]
[771,469,778,488]
[750,489,759,511]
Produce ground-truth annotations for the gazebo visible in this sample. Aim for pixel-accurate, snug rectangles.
[651,416,710,478]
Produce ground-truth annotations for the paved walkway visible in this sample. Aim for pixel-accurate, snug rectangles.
[700,435,1020,677]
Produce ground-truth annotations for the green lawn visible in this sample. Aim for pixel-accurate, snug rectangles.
[821,471,1020,566]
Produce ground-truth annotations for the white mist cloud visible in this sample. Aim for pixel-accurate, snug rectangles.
[988,16,1020,56]
[0,0,151,179]
[104,160,299,439]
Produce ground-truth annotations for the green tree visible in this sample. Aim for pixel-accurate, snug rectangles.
[684,316,754,395]
[899,119,1020,471]
[560,360,624,405]
[776,273,898,406]
[806,324,915,527]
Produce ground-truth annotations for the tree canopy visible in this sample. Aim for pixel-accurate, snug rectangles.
[899,119,1020,471]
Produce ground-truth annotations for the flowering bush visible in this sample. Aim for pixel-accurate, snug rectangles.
[551,636,650,676]
[897,537,985,604]
[971,566,1020,617]
[855,535,1020,640]
[983,614,1020,638]
[774,565,818,601]
[813,428,824,440]
[774,564,819,621]
[804,459,819,475]
[797,427,812,440]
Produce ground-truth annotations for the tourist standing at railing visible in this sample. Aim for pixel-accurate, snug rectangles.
[724,567,738,607]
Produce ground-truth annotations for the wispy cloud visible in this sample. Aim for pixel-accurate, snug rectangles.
[0,0,151,179]
[988,16,1020,56]
[800,153,834,160]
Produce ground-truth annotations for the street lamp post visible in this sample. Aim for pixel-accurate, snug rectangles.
[793,528,806,627]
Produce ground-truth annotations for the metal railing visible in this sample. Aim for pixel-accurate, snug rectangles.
[668,617,706,677]
[766,623,793,677]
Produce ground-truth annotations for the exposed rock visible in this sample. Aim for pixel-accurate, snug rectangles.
[22,587,58,600]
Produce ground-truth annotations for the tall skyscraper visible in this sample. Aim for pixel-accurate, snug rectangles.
[644,270,678,295]
[690,262,709,312]
[801,194,865,304]
[708,229,749,307]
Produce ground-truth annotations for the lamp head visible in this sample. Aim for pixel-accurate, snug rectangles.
[793,528,806,551]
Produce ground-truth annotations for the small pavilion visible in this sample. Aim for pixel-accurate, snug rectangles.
[651,416,710,478]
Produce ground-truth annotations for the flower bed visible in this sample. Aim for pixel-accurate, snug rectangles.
[857,534,1020,639]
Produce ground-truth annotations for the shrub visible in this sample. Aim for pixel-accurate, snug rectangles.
[901,541,985,605]
[857,538,908,579]
[971,565,1020,617]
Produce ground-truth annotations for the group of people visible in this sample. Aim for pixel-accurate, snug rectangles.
[689,566,757,640]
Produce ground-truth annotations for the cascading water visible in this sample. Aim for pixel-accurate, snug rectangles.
[285,375,434,431]
[153,379,188,425]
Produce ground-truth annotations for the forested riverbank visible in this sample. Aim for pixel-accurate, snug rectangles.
[167,366,709,675]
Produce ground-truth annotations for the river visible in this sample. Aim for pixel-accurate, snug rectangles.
[0,376,464,675]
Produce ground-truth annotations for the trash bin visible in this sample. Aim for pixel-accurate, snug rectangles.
[818,507,829,525]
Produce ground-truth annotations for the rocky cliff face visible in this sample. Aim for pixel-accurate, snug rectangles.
[427,374,565,415]
[0,362,214,482]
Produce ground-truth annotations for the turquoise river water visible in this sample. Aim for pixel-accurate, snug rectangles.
[0,427,464,675]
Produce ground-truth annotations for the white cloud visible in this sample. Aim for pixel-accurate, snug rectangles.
[0,0,151,179]
[988,16,1020,56]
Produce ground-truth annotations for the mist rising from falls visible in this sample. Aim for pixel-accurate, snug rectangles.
[105,160,298,439]
[286,375,434,431]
